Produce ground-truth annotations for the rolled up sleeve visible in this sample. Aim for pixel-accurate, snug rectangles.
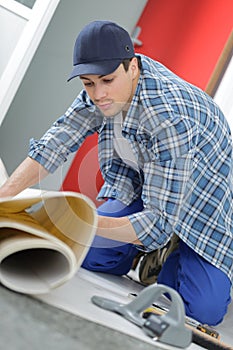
[28,91,103,173]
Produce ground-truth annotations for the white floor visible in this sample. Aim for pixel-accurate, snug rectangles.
[35,268,233,350]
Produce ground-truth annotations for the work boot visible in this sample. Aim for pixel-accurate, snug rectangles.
[138,234,180,285]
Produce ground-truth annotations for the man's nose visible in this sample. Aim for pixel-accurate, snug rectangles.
[93,84,107,101]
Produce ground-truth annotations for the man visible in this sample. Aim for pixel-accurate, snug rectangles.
[0,20,232,326]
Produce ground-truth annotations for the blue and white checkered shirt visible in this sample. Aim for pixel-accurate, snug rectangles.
[29,54,233,283]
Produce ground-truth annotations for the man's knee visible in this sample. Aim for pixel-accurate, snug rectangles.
[82,236,138,275]
[183,291,230,326]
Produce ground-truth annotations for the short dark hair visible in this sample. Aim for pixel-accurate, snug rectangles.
[122,56,142,71]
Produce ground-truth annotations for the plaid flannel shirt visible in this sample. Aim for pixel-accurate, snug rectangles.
[29,54,233,283]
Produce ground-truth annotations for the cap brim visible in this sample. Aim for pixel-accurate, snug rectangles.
[67,59,122,81]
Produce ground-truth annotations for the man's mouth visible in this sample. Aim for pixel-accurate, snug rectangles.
[97,102,113,111]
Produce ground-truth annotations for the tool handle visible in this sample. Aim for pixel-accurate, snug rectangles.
[126,284,185,323]
[191,327,233,350]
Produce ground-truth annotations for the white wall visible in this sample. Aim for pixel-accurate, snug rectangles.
[214,56,233,132]
[0,0,147,190]
[0,4,28,77]
[0,0,60,126]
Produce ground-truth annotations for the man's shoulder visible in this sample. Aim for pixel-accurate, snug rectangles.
[138,54,216,106]
[137,54,184,95]
[138,54,174,77]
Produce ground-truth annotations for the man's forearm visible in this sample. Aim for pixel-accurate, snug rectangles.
[97,215,142,245]
[0,157,49,197]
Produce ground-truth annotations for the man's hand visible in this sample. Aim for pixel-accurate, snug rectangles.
[0,157,48,198]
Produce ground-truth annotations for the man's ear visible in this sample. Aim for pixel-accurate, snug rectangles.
[130,57,139,78]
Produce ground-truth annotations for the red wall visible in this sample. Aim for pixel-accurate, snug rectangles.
[135,0,233,90]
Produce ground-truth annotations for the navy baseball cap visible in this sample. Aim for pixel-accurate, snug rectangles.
[68,20,135,81]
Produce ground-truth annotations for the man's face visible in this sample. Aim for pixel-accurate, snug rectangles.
[80,57,139,117]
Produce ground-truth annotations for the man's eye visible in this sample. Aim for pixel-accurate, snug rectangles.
[103,78,114,84]
[84,82,93,87]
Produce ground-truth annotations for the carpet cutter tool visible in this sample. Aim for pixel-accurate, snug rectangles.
[91,284,192,348]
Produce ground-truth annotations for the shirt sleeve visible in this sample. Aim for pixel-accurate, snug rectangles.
[28,90,103,173]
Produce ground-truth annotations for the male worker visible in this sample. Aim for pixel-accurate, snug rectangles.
[0,21,232,325]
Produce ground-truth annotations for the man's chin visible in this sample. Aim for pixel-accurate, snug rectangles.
[101,110,121,118]
[97,103,125,117]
